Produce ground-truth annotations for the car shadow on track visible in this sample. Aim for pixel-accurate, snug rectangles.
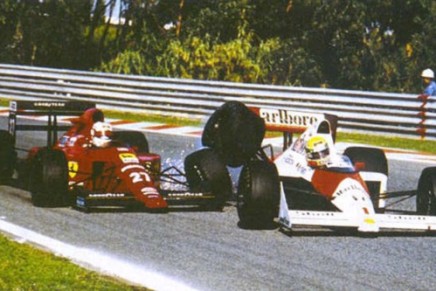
[70,202,235,214]
[278,227,435,237]
[237,221,280,231]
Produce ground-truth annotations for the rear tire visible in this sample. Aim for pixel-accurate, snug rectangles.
[0,130,16,184]
[344,147,388,174]
[184,148,232,210]
[202,101,265,167]
[344,147,388,212]
[417,167,436,215]
[113,131,149,153]
[29,149,69,207]
[237,160,280,229]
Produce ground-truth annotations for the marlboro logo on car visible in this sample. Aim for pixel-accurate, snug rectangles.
[250,107,324,132]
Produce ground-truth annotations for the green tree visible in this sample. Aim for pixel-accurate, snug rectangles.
[0,0,20,63]
[159,35,261,82]
[181,0,253,42]
[1,0,436,93]
[406,0,436,93]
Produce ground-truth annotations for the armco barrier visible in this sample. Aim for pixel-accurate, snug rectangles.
[0,64,434,139]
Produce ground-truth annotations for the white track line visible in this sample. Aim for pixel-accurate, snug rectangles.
[0,219,196,291]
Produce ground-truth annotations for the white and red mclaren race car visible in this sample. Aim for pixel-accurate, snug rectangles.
[222,103,436,234]
[275,118,436,234]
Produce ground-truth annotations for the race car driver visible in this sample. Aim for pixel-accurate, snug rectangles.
[305,135,331,168]
[90,121,113,148]
[304,134,353,171]
[57,108,106,148]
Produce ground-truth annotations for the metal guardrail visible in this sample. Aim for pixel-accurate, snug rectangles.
[0,63,434,139]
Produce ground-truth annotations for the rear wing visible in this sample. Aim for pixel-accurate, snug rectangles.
[8,100,95,146]
[250,107,338,149]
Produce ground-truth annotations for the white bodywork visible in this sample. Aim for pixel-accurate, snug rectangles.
[273,118,436,233]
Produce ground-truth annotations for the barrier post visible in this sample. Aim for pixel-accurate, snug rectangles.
[417,94,428,139]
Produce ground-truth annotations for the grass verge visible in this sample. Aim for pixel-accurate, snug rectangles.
[104,109,203,127]
[337,131,436,154]
[0,234,147,290]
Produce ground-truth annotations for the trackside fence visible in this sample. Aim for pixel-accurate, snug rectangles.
[0,63,434,139]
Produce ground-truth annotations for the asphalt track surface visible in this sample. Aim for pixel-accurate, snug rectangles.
[0,117,435,290]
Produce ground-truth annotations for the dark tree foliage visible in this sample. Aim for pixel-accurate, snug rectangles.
[0,0,435,93]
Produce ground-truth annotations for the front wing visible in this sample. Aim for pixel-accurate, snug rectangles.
[278,185,436,233]
[74,190,217,211]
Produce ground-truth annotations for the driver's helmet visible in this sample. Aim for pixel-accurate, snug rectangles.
[305,135,330,168]
[91,122,113,148]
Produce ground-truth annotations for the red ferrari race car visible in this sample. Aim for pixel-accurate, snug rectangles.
[0,101,232,212]
[201,101,436,234]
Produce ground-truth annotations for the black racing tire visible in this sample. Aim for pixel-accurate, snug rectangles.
[344,146,388,212]
[344,147,388,174]
[184,148,232,211]
[113,131,149,153]
[202,101,265,167]
[237,160,280,229]
[417,167,436,215]
[0,130,16,184]
[28,149,69,207]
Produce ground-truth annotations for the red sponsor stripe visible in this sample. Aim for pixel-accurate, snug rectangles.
[109,120,136,125]
[186,130,203,136]
[249,107,260,116]
[143,124,181,130]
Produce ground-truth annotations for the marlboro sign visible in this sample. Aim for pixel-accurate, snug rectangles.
[250,107,325,133]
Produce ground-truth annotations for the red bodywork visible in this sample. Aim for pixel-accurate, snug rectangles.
[40,108,167,209]
[311,169,369,199]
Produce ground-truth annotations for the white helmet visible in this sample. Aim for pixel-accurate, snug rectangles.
[421,68,434,79]
[91,122,113,148]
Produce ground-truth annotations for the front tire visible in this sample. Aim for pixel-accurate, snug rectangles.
[237,160,280,229]
[29,149,69,207]
[184,148,232,210]
[417,167,436,215]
